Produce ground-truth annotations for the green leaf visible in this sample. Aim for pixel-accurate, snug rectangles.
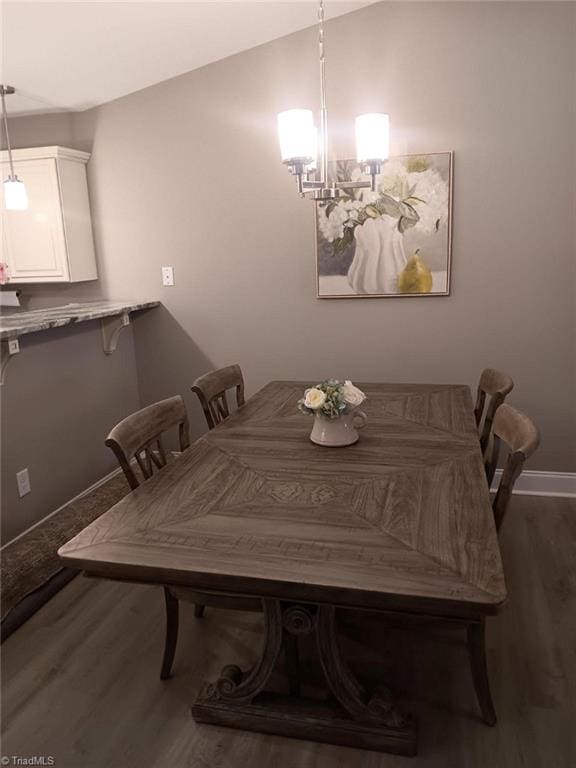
[365,205,379,218]
[398,214,418,234]
[325,202,337,217]
[399,201,419,222]
[374,193,402,219]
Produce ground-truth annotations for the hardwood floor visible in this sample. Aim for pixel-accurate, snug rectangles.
[2,495,575,767]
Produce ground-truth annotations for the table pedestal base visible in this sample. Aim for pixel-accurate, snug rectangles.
[191,600,417,756]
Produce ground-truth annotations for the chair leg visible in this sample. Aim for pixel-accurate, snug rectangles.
[160,587,179,680]
[194,604,206,619]
[467,619,497,725]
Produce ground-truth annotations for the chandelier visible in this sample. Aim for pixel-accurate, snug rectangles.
[1,85,28,211]
[277,0,389,201]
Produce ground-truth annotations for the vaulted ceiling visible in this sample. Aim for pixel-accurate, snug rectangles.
[2,2,376,115]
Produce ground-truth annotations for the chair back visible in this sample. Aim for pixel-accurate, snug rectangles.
[474,368,514,454]
[105,396,190,490]
[484,404,540,531]
[191,364,245,430]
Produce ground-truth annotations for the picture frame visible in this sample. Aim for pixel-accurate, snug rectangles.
[315,151,453,299]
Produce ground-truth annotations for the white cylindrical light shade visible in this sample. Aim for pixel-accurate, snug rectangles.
[355,113,390,163]
[277,109,316,163]
[4,178,28,210]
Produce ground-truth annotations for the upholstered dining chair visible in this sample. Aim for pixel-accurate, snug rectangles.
[474,368,514,457]
[191,363,245,430]
[105,395,201,680]
[466,403,540,726]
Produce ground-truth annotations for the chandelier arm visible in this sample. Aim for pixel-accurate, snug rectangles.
[335,181,372,190]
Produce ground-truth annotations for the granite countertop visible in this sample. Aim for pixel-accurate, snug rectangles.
[0,300,160,340]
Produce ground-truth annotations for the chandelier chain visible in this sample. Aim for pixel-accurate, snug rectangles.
[1,87,16,178]
[318,0,329,186]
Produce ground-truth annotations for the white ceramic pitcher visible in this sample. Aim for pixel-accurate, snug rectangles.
[310,410,368,447]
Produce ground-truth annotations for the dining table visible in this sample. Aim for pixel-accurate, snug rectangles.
[59,380,506,756]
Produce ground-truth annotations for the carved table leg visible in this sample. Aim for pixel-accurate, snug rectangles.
[284,634,301,697]
[316,605,410,729]
[192,601,416,755]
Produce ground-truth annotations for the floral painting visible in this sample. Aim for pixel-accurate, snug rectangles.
[315,152,453,298]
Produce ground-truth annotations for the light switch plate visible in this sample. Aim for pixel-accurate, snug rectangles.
[162,266,175,287]
[16,468,31,498]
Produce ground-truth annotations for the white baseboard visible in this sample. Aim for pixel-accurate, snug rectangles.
[2,466,123,549]
[491,470,576,498]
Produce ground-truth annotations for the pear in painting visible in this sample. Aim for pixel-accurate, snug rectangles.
[398,250,433,294]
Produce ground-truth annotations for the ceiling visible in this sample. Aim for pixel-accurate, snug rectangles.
[1,1,377,116]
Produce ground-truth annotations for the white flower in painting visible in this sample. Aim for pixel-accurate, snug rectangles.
[341,380,366,408]
[378,159,410,199]
[318,201,349,242]
[304,388,327,410]
[407,168,449,234]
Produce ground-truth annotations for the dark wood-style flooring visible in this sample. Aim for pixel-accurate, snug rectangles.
[2,495,575,768]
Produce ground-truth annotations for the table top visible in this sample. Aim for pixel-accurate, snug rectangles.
[59,381,506,617]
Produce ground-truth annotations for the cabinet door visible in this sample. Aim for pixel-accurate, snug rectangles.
[1,158,70,282]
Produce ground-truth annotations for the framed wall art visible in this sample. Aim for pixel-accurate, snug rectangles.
[316,152,453,299]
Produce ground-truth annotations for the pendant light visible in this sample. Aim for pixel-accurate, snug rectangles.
[1,85,28,211]
[277,0,389,200]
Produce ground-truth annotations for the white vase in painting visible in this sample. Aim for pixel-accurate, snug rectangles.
[347,216,407,295]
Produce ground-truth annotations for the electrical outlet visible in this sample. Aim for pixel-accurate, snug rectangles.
[16,468,31,498]
[161,266,175,286]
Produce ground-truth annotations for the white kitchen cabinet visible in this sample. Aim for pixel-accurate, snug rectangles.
[1,146,97,283]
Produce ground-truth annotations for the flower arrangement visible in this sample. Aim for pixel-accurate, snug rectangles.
[318,156,449,255]
[298,380,366,420]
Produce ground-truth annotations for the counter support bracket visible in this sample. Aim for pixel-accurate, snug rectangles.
[1,338,20,386]
[101,312,130,355]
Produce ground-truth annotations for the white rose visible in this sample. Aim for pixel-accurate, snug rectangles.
[304,387,327,410]
[341,380,366,408]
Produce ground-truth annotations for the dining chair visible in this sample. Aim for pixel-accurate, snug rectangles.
[105,395,260,680]
[484,403,540,532]
[105,395,204,680]
[467,403,540,726]
[474,368,514,458]
[191,363,245,430]
[383,404,539,726]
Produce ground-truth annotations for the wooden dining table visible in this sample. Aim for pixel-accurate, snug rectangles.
[59,381,506,756]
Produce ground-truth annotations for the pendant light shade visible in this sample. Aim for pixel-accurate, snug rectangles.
[355,113,390,163]
[3,177,28,210]
[1,84,28,211]
[277,109,316,164]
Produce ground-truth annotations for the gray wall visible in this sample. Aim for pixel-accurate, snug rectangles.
[2,1,575,542]
[0,323,140,543]
[1,115,140,544]
[76,1,575,470]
